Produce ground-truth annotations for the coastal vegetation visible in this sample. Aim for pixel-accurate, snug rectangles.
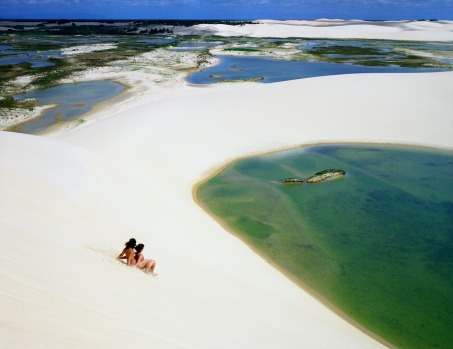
[0,95,37,109]
[1,32,451,96]
[295,40,453,68]
[1,25,451,131]
[0,20,255,36]
[223,47,261,52]
[31,57,79,88]
[0,62,31,88]
[281,169,346,184]
[196,48,212,69]
[219,76,264,83]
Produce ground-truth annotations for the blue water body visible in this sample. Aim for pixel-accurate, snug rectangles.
[298,40,368,50]
[172,42,220,52]
[0,37,126,68]
[171,47,206,52]
[136,38,177,45]
[0,50,61,68]
[407,42,453,51]
[187,55,442,84]
[0,43,62,67]
[177,42,219,48]
[14,37,118,45]
[14,80,124,134]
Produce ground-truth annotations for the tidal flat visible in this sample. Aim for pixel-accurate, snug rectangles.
[197,144,453,349]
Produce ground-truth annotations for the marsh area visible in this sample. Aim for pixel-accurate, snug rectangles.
[1,29,453,133]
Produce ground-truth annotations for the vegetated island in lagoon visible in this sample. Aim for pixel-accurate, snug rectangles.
[197,144,453,349]
[281,169,346,184]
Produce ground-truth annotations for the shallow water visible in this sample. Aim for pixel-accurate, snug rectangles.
[0,48,61,68]
[13,80,124,134]
[172,42,220,52]
[177,42,219,48]
[187,55,442,84]
[136,38,177,45]
[198,144,453,349]
[187,38,452,84]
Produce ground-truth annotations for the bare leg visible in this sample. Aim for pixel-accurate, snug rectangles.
[136,260,148,270]
[145,260,157,276]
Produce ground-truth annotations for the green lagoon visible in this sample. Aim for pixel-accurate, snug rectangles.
[197,144,453,349]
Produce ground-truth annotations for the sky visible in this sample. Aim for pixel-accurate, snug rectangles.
[0,0,452,20]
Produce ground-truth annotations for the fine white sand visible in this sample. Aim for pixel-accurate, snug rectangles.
[175,19,453,41]
[60,43,118,56]
[1,21,453,348]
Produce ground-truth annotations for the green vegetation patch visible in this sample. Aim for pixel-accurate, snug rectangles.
[8,40,63,52]
[0,62,32,88]
[0,34,163,93]
[218,76,264,83]
[292,40,453,69]
[0,95,38,108]
[310,45,385,56]
[30,57,80,88]
[224,47,261,52]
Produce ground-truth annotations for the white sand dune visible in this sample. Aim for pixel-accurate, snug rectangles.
[2,71,452,348]
[175,19,453,41]
[1,20,453,348]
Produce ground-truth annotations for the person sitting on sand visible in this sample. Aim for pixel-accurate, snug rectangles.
[134,243,158,276]
[116,238,137,266]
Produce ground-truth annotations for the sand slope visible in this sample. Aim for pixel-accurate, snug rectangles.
[1,71,452,348]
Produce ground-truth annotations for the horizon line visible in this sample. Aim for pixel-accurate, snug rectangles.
[0,18,448,22]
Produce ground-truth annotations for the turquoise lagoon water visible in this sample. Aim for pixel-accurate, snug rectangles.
[186,55,443,84]
[197,144,453,349]
[14,80,124,134]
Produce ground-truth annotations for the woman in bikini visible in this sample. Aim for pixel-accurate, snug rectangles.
[134,243,158,277]
[116,238,137,266]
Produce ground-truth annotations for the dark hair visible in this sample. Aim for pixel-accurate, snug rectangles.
[135,243,144,253]
[125,238,136,249]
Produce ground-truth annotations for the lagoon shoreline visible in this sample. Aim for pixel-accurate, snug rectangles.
[191,142,401,349]
[194,141,453,349]
[1,20,453,349]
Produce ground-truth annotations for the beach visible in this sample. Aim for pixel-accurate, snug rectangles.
[1,20,453,348]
